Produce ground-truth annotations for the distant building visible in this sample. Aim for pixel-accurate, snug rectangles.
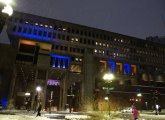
[3,11,165,110]
[146,36,165,45]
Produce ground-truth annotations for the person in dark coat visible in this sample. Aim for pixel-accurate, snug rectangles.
[158,106,161,115]
[36,102,42,117]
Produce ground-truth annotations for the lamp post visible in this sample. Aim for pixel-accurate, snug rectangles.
[103,73,115,119]
[0,0,13,34]
[36,86,41,101]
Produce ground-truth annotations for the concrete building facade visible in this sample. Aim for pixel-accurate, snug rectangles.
[4,11,165,110]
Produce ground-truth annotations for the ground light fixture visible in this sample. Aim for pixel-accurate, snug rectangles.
[25,92,31,96]
[104,96,109,101]
[137,93,142,97]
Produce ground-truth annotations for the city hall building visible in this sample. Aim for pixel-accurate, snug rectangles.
[4,11,165,110]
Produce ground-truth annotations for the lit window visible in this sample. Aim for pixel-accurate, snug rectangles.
[45,25,48,27]
[94,49,97,53]
[107,44,109,47]
[99,43,102,46]
[40,24,43,27]
[35,23,38,25]
[63,28,66,31]
[25,21,28,24]
[96,42,98,45]
[121,39,123,42]
[70,65,82,73]
[79,58,82,61]
[103,43,106,46]
[75,58,79,61]
[50,26,53,28]
[75,38,79,42]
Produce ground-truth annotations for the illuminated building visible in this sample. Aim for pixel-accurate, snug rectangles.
[5,11,165,110]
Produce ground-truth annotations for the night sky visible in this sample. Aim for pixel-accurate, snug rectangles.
[5,0,165,39]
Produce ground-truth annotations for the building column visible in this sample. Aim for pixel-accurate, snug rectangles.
[31,68,38,110]
[8,65,17,99]
[61,71,68,110]
[42,69,49,109]
[82,49,96,110]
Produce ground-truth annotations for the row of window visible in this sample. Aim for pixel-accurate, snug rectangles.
[52,44,85,54]
[136,50,164,58]
[12,24,165,60]
[94,49,165,65]
[11,17,165,53]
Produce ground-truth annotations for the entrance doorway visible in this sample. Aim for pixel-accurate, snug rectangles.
[45,80,60,111]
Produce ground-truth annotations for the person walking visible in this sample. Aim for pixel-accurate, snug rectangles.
[132,104,139,120]
[36,102,42,117]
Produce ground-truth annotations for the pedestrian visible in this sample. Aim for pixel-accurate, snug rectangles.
[132,104,139,120]
[36,102,42,117]
[158,106,161,115]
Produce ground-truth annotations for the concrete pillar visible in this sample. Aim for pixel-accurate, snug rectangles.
[82,49,96,103]
[9,66,17,99]
[61,71,68,110]
[31,69,38,110]
[42,69,49,109]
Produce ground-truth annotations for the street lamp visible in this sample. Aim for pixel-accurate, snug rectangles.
[103,73,115,119]
[103,73,114,82]
[36,86,41,92]
[36,86,42,100]
[104,96,110,118]
[0,0,13,34]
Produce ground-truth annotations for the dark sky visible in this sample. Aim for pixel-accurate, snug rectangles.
[9,0,165,39]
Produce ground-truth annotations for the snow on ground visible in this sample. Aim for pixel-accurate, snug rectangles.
[0,114,50,120]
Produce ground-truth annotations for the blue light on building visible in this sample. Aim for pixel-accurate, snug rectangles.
[0,97,8,108]
[50,54,70,69]
[108,61,116,72]
[124,63,131,75]
[12,23,55,42]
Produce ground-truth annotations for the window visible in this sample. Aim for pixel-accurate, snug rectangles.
[50,54,70,69]
[38,30,42,36]
[43,31,47,37]
[67,36,70,41]
[28,28,32,34]
[23,27,27,33]
[33,29,37,35]
[84,39,86,44]
[62,35,65,40]
[48,32,52,38]
[88,39,91,45]
[58,34,61,39]
[18,26,22,32]
[53,33,56,38]
[60,46,63,50]
[54,45,58,50]
[124,64,131,75]
[12,26,17,32]
[70,65,82,73]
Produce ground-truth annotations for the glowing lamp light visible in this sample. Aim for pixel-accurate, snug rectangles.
[36,86,41,92]
[103,73,114,81]
[0,0,12,5]
[25,92,31,96]
[104,96,109,101]
[1,5,13,16]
